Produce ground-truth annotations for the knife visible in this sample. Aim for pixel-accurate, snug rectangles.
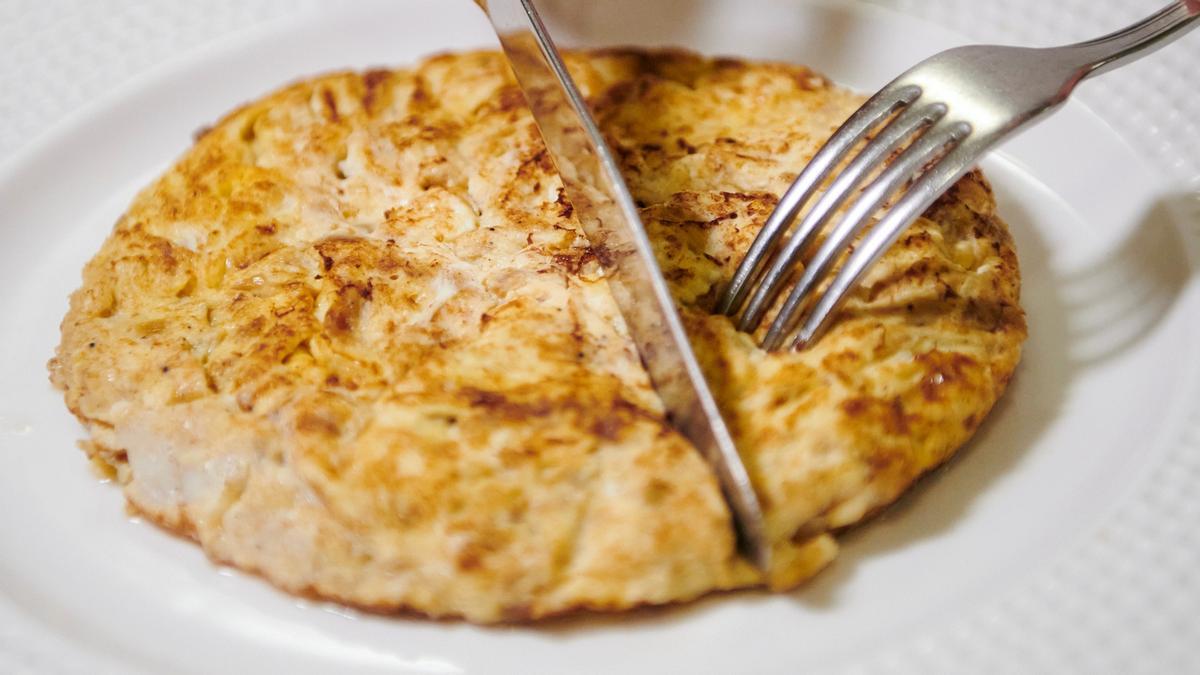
[478,0,769,569]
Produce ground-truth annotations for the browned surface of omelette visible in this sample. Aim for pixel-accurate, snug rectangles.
[49,49,1025,622]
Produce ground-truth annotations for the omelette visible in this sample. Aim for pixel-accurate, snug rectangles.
[50,49,1025,622]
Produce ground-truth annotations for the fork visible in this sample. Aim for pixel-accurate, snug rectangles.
[715,0,1200,351]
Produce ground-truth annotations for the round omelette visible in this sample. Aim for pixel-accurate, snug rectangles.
[50,49,1026,622]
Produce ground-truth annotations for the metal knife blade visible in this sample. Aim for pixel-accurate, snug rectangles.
[478,0,769,569]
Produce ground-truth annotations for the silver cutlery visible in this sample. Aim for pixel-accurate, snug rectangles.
[717,0,1200,350]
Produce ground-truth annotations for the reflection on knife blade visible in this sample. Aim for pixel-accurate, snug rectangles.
[479,0,769,569]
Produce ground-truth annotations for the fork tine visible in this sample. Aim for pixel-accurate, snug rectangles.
[714,83,922,317]
[735,100,947,333]
[790,127,979,351]
[761,119,973,350]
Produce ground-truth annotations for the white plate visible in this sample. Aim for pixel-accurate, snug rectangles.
[1,1,1197,673]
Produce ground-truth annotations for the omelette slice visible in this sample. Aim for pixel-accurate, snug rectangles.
[50,49,1025,622]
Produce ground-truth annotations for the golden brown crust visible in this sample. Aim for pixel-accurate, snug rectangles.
[50,49,1024,622]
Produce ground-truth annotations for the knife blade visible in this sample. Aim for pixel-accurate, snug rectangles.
[478,0,769,569]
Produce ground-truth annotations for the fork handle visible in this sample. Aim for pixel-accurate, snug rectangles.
[1068,0,1200,79]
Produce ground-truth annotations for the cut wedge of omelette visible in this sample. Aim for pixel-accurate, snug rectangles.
[50,49,1025,622]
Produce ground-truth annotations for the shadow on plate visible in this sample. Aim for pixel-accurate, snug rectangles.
[538,0,868,68]
[800,188,1195,608]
